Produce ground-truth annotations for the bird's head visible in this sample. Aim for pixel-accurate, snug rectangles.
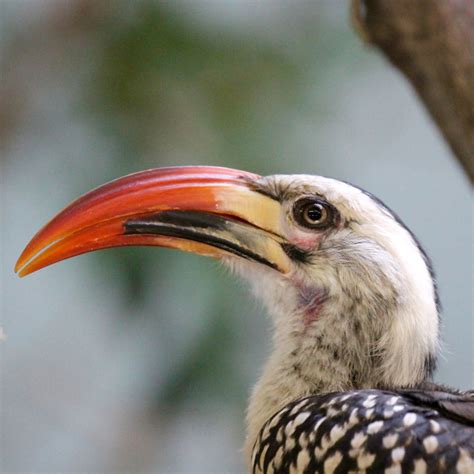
[16,166,439,395]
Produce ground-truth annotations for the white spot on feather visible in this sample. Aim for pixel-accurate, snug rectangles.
[286,436,296,451]
[367,420,384,434]
[329,424,346,443]
[314,444,327,461]
[429,420,440,433]
[259,444,269,466]
[324,451,343,474]
[403,413,417,427]
[296,449,310,470]
[298,431,308,449]
[423,435,438,454]
[363,394,377,408]
[313,416,326,433]
[349,448,358,458]
[414,458,427,474]
[391,447,405,463]
[386,396,399,406]
[268,412,283,430]
[351,432,367,449]
[290,400,308,416]
[357,451,375,469]
[272,446,283,468]
[284,421,294,437]
[383,433,398,449]
[456,448,474,474]
[349,408,359,424]
[294,412,310,426]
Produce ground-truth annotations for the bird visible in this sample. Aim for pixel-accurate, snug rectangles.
[15,166,473,473]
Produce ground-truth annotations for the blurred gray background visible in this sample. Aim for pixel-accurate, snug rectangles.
[1,1,472,473]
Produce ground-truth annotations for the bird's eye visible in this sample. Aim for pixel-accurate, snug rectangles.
[293,198,333,229]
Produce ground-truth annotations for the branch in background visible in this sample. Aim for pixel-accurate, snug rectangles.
[352,0,474,183]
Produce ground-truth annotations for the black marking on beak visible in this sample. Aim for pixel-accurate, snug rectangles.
[124,211,279,270]
[149,210,228,230]
[280,243,310,264]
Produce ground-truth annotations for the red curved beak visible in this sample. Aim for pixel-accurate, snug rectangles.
[15,166,291,277]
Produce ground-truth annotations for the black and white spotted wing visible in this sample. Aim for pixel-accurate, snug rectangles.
[251,389,474,474]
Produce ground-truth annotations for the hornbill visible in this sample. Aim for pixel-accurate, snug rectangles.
[15,166,473,473]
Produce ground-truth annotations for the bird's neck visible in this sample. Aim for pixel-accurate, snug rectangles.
[240,234,439,461]
[244,279,437,461]
[245,293,372,459]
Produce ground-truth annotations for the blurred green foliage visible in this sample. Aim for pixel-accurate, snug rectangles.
[88,3,300,164]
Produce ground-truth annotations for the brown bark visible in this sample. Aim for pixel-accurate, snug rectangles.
[352,0,474,183]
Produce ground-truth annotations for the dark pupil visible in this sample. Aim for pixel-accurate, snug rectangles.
[305,204,323,222]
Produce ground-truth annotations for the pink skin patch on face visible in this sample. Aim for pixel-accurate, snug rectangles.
[284,231,326,327]
[295,284,328,328]
[284,223,330,327]
[286,231,322,251]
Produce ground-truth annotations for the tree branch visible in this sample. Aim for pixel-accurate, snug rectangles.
[352,0,474,183]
